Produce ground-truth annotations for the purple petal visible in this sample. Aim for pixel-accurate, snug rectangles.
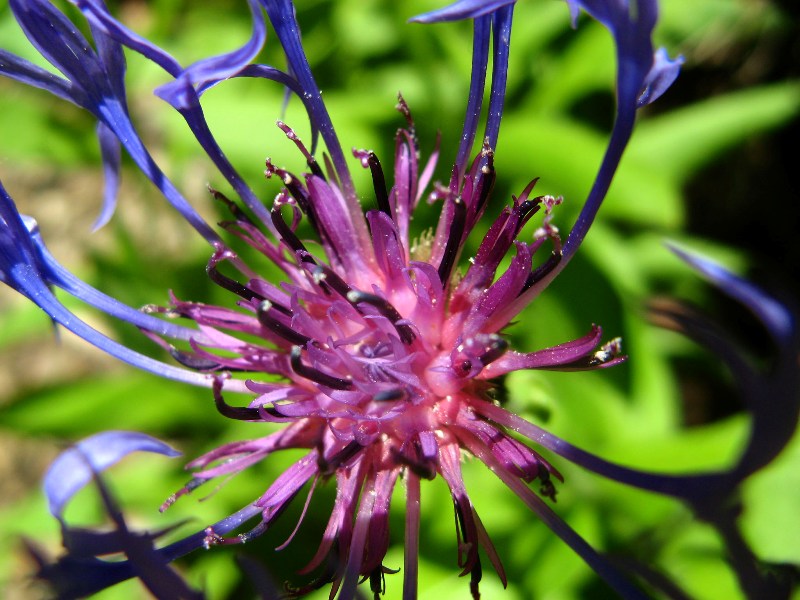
[460,427,649,599]
[44,431,180,519]
[403,473,421,600]
[481,324,604,377]
[465,241,531,336]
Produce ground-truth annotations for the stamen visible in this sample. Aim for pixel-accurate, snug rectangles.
[276,120,326,179]
[238,519,270,544]
[522,251,562,291]
[516,197,541,225]
[356,150,391,216]
[160,476,207,512]
[318,440,362,475]
[205,520,270,547]
[208,185,254,225]
[309,263,352,298]
[257,300,311,346]
[437,196,467,285]
[373,388,408,402]
[346,290,416,344]
[479,335,508,366]
[279,170,314,217]
[472,147,496,217]
[369,568,385,599]
[207,262,265,302]
[589,337,623,365]
[270,206,315,260]
[212,377,264,421]
[470,557,483,600]
[393,443,437,480]
[267,163,326,243]
[453,501,470,568]
[395,93,416,139]
[168,346,223,371]
[290,346,352,390]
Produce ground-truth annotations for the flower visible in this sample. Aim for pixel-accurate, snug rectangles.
[1,0,688,598]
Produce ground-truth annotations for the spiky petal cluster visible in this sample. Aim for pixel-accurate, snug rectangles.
[145,99,623,597]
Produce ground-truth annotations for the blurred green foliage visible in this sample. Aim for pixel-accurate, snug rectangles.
[0,0,798,598]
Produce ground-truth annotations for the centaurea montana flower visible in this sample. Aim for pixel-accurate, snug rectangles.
[1,0,687,597]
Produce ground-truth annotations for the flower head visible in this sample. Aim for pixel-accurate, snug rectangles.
[1,0,687,598]
[145,98,629,597]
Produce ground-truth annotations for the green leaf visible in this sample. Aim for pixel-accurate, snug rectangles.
[632,81,800,182]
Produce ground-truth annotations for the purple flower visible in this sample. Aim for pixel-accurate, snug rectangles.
[1,0,689,598]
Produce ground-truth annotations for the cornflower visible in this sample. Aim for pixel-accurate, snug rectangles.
[4,0,760,598]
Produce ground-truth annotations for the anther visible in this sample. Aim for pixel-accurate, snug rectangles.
[589,337,622,365]
[472,151,496,217]
[437,196,467,285]
[257,300,311,346]
[317,440,361,475]
[160,476,206,512]
[346,290,416,344]
[208,185,254,225]
[310,263,352,298]
[373,388,408,402]
[270,206,315,260]
[207,261,265,302]
[276,120,326,179]
[365,151,391,216]
[522,251,562,292]
[168,346,223,371]
[290,346,352,390]
[212,378,267,420]
[395,93,415,133]
[479,335,508,366]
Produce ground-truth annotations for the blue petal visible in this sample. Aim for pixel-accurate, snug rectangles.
[2,183,224,388]
[9,0,106,102]
[72,0,182,76]
[0,50,85,105]
[93,122,122,231]
[44,431,180,519]
[637,47,684,107]
[410,0,517,23]
[555,0,681,270]
[24,223,210,342]
[668,244,795,347]
[452,16,490,181]
[259,0,356,200]
[6,0,221,243]
[155,0,267,107]
[71,0,275,238]
[483,7,513,150]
